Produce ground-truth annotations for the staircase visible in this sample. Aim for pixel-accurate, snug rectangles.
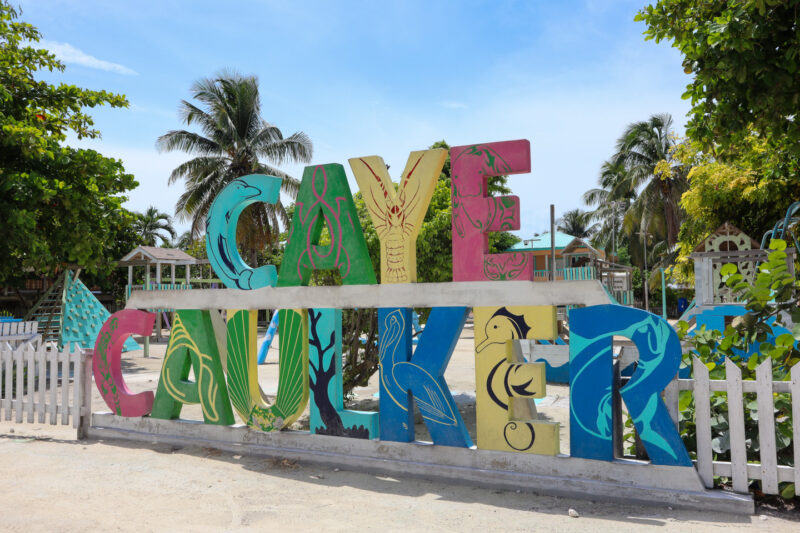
[23,270,68,345]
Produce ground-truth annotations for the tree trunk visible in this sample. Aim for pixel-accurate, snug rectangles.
[661,180,680,247]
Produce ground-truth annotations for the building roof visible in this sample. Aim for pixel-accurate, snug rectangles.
[693,222,761,253]
[562,237,603,258]
[507,231,577,252]
[118,246,202,266]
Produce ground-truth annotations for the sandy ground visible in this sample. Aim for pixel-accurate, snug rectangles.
[0,324,798,532]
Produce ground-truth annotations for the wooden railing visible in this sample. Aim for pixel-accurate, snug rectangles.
[533,266,596,281]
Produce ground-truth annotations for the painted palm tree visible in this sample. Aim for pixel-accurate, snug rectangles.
[610,113,688,247]
[157,72,313,246]
[134,206,177,247]
[556,209,598,239]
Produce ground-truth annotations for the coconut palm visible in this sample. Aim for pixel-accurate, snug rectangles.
[134,206,177,247]
[584,159,633,258]
[157,72,313,246]
[557,209,598,239]
[610,113,689,247]
[172,231,195,251]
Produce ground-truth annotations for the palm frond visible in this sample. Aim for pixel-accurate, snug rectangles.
[166,156,227,186]
[253,130,313,165]
[156,130,221,156]
[256,163,301,199]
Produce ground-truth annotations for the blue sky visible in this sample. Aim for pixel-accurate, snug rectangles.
[18,0,691,238]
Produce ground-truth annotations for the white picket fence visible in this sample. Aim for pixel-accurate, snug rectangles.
[0,321,41,348]
[0,342,92,437]
[664,356,799,495]
[520,341,799,495]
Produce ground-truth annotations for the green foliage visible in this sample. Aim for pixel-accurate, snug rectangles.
[417,172,455,283]
[677,239,799,497]
[0,3,127,154]
[0,2,138,291]
[630,266,643,300]
[616,243,631,266]
[636,1,800,280]
[675,137,800,274]
[636,1,800,168]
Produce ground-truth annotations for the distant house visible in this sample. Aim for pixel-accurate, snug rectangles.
[506,232,632,304]
[507,232,607,272]
[507,231,587,273]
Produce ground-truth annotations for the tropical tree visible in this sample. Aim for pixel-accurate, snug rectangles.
[637,1,800,167]
[0,2,138,294]
[172,231,196,251]
[584,160,632,260]
[157,72,313,253]
[556,208,597,239]
[676,135,800,268]
[611,113,689,248]
[133,206,176,247]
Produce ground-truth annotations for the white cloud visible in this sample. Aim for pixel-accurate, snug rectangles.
[439,101,466,110]
[39,40,137,75]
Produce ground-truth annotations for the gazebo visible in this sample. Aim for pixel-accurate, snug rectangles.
[117,246,208,351]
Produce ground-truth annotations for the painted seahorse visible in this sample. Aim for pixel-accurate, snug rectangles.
[474,306,559,454]
[476,307,538,410]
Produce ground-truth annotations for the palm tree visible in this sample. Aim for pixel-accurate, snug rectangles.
[611,113,689,247]
[172,231,195,251]
[584,159,633,258]
[157,72,313,247]
[134,206,177,247]
[557,208,598,239]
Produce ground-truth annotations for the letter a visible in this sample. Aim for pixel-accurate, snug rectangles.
[278,164,376,287]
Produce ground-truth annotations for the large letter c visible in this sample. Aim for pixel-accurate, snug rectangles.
[206,174,282,289]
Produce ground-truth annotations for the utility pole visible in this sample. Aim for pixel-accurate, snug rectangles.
[550,204,556,281]
[612,202,617,260]
[637,230,650,313]
[612,225,616,261]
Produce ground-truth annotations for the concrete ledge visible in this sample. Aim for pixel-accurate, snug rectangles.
[89,413,753,515]
[125,280,611,310]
